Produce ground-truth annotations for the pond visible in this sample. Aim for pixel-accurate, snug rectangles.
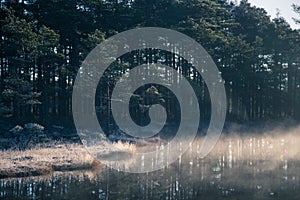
[1,134,300,200]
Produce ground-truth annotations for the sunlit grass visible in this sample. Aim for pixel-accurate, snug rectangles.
[2,125,300,179]
[0,139,139,179]
[0,144,96,178]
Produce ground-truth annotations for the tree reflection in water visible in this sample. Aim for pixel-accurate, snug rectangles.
[1,133,300,199]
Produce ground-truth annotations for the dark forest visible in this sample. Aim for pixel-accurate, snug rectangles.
[1,0,300,132]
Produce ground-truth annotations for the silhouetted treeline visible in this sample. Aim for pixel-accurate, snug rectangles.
[0,0,300,130]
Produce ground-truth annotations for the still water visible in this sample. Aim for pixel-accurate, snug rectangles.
[1,134,300,200]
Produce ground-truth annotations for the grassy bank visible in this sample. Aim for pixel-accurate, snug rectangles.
[0,144,100,179]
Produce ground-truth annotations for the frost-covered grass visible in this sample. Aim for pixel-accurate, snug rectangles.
[3,125,300,179]
[0,144,98,179]
[0,139,138,179]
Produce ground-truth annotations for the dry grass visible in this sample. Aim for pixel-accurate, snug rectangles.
[2,125,300,179]
[0,139,138,179]
[0,144,99,179]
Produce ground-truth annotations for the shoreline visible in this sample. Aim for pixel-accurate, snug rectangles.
[0,144,101,179]
[2,123,300,179]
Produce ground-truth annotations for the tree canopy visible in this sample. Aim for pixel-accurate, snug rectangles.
[1,0,300,131]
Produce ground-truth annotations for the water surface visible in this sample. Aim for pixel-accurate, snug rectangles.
[1,134,300,200]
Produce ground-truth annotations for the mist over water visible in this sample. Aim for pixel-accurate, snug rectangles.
[2,125,300,199]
